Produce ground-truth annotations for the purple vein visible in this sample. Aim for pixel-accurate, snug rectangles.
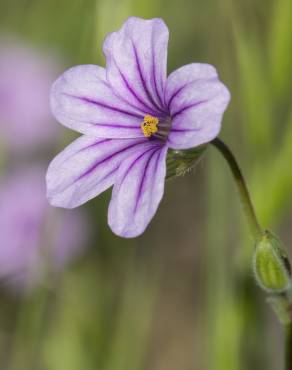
[167,81,193,110]
[88,122,140,130]
[97,75,151,117]
[134,146,163,214]
[74,140,146,184]
[119,145,161,188]
[167,77,218,111]
[170,127,201,132]
[57,138,110,168]
[171,100,207,119]
[54,140,145,195]
[63,93,143,119]
[131,40,166,115]
[112,58,160,117]
[77,138,110,153]
[70,165,119,204]
[151,30,165,108]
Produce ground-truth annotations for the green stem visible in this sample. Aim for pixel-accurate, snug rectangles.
[211,137,263,240]
[285,324,292,370]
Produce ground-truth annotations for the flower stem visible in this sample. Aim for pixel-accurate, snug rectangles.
[211,137,263,241]
[285,324,292,370]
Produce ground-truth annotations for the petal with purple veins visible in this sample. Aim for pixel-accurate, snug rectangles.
[46,135,148,208]
[50,65,145,138]
[103,17,169,116]
[108,143,168,238]
[165,63,230,150]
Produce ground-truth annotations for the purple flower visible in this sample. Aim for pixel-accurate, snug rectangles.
[0,40,59,153]
[0,166,87,292]
[47,17,230,238]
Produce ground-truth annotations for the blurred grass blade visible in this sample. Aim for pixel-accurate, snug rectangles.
[232,25,273,153]
[269,0,292,98]
[252,112,292,225]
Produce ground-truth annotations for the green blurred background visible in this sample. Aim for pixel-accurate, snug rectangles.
[0,0,292,369]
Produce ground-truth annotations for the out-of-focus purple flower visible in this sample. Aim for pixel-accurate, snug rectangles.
[0,40,59,152]
[0,166,87,292]
[47,17,230,238]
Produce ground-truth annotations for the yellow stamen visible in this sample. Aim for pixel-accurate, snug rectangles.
[141,115,159,138]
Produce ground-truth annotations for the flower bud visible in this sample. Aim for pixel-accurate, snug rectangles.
[253,231,291,293]
[166,145,207,180]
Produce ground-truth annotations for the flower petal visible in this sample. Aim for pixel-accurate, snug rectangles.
[165,64,231,149]
[108,143,168,238]
[103,17,169,116]
[51,65,145,138]
[46,135,147,208]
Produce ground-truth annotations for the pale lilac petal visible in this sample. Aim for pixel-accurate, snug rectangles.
[47,135,148,208]
[51,65,145,138]
[165,64,231,149]
[0,41,59,152]
[0,166,88,292]
[103,17,169,116]
[0,167,46,284]
[108,143,168,238]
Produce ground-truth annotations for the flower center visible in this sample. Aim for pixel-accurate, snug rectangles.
[141,115,159,138]
[141,115,172,141]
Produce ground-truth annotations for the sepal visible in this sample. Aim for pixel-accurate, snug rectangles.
[166,145,207,180]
